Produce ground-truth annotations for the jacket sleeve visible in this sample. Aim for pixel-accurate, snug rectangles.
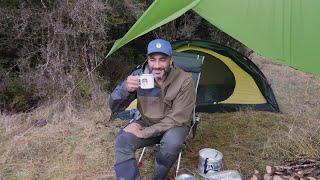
[109,79,137,114]
[140,77,196,138]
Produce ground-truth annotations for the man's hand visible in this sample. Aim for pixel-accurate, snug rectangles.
[126,75,140,92]
[123,122,143,138]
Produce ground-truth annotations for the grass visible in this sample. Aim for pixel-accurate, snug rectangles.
[0,53,320,179]
[179,112,303,179]
[0,106,319,179]
[0,102,123,179]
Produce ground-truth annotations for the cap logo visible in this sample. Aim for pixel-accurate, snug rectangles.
[156,43,162,48]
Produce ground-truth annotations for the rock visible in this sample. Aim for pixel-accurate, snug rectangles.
[34,119,48,127]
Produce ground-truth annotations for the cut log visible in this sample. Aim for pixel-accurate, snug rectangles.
[255,157,320,180]
[273,175,283,180]
[289,177,298,180]
[250,174,258,180]
[266,166,274,174]
[274,171,284,175]
[307,177,317,180]
[263,174,273,180]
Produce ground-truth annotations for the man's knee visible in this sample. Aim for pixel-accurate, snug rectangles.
[160,127,189,154]
[115,131,134,150]
[114,131,137,164]
[115,130,137,151]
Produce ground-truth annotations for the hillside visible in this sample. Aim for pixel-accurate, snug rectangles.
[1,54,319,179]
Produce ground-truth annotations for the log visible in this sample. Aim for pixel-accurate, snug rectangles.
[263,174,273,180]
[274,171,284,175]
[273,175,283,180]
[307,177,317,180]
[257,158,320,180]
[250,174,258,180]
[294,171,304,178]
[266,166,274,174]
[282,175,291,179]
[274,162,320,171]
[289,177,298,180]
[272,175,283,180]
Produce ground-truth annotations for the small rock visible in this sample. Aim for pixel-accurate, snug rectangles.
[34,119,48,127]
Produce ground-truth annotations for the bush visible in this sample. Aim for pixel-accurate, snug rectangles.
[0,82,38,112]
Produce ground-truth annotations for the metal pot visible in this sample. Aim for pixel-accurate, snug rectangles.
[175,173,197,180]
[198,148,224,178]
[175,168,197,180]
[204,170,242,180]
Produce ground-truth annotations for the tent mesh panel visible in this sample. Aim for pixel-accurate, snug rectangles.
[184,50,236,104]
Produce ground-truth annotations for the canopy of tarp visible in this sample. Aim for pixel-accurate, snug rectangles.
[107,0,320,74]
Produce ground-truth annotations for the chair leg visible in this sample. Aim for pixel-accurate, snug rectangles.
[175,151,182,177]
[137,147,146,168]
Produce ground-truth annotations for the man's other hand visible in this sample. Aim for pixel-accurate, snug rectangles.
[126,75,140,92]
[123,122,143,138]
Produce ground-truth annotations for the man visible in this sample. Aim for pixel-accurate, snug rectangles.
[109,39,196,179]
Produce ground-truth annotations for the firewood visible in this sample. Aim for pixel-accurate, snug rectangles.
[274,163,320,172]
[307,177,317,180]
[273,175,283,180]
[289,177,298,180]
[282,175,291,179]
[274,171,284,175]
[302,167,316,176]
[266,166,274,174]
[250,174,258,180]
[253,157,320,180]
[264,174,273,180]
[294,171,304,178]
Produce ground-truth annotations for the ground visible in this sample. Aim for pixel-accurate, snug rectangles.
[0,54,320,179]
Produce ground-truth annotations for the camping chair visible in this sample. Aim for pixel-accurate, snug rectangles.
[137,52,204,177]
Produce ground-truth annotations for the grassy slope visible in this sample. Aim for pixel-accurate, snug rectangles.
[1,54,320,179]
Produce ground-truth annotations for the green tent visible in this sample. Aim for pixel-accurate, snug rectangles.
[172,40,279,112]
[107,0,320,74]
[125,40,280,113]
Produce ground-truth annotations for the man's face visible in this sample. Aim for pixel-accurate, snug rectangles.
[147,53,171,80]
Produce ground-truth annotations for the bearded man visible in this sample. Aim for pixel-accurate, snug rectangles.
[109,39,196,180]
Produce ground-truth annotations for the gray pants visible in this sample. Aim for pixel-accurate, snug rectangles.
[114,124,189,180]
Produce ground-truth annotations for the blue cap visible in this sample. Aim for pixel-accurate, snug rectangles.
[147,39,172,56]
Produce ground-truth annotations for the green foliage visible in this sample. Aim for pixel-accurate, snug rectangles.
[0,0,251,113]
[0,0,21,9]
[100,46,144,91]
[0,0,56,9]
[0,82,37,112]
[0,34,20,76]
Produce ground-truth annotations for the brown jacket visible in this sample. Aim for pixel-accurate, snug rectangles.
[138,67,196,138]
[109,65,196,138]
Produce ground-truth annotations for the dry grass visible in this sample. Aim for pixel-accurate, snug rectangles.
[250,53,320,119]
[0,102,123,179]
[0,54,320,179]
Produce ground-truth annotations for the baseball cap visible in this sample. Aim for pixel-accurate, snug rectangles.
[147,39,173,56]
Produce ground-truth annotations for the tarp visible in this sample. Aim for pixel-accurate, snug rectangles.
[107,0,320,74]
